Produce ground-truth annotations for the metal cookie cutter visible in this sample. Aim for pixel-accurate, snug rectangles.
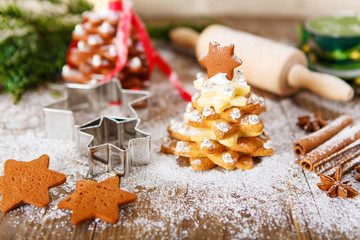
[43,79,151,177]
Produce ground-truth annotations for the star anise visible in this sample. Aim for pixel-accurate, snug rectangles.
[297,111,328,132]
[317,165,359,198]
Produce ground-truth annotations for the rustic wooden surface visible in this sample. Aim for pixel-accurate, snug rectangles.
[1,17,360,239]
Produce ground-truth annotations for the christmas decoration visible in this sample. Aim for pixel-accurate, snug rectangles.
[161,42,273,171]
[62,0,192,101]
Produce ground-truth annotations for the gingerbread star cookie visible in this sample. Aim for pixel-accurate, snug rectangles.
[58,176,137,225]
[199,41,242,80]
[0,154,67,213]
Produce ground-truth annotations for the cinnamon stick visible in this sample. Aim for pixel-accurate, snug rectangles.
[321,155,360,177]
[294,115,352,157]
[313,138,360,175]
[298,123,360,171]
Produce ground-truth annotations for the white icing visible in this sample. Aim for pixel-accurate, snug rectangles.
[236,68,244,75]
[263,140,272,149]
[109,45,117,57]
[196,73,205,82]
[62,65,70,75]
[99,21,113,33]
[74,24,85,35]
[107,11,119,21]
[247,93,264,106]
[238,77,248,87]
[191,93,200,102]
[230,108,241,120]
[92,54,102,67]
[172,122,184,130]
[189,110,201,122]
[77,41,88,52]
[258,97,265,106]
[162,137,171,147]
[212,41,233,48]
[248,94,259,104]
[136,42,144,51]
[209,73,232,85]
[200,138,213,149]
[259,133,268,140]
[202,106,214,117]
[175,141,190,153]
[232,55,242,64]
[223,85,234,96]
[88,34,103,45]
[222,153,234,165]
[233,70,247,85]
[249,115,259,125]
[88,12,102,22]
[216,122,230,132]
[128,57,141,69]
[185,103,192,113]
[89,78,98,85]
[202,81,212,90]
[97,8,110,18]
[195,66,250,113]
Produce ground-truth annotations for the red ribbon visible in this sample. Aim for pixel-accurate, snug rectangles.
[130,13,191,101]
[106,0,192,102]
[66,39,78,68]
[109,0,122,11]
[131,13,156,75]
[101,0,132,82]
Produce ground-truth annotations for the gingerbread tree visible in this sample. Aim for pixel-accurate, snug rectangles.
[62,7,149,89]
[161,41,273,171]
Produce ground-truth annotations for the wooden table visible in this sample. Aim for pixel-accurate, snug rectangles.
[1,17,360,239]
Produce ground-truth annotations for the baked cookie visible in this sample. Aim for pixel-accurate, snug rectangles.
[63,9,149,89]
[0,154,66,213]
[58,176,137,225]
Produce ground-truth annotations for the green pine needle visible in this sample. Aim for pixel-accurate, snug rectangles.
[0,0,92,102]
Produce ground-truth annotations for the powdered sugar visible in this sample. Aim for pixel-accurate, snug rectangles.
[191,159,202,166]
[0,46,360,239]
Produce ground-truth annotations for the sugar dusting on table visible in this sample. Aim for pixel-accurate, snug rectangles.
[1,48,360,239]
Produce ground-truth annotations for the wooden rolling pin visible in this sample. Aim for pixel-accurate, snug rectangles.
[170,25,354,101]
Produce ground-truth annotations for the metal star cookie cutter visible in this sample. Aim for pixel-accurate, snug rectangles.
[43,79,151,176]
[78,116,150,177]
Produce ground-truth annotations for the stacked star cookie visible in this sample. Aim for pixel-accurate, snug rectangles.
[161,42,273,171]
[62,9,149,89]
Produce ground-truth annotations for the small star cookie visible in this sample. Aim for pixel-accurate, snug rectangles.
[199,41,242,80]
[0,154,67,213]
[58,176,137,225]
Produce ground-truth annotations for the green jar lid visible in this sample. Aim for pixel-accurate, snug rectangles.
[306,13,360,37]
[303,13,360,55]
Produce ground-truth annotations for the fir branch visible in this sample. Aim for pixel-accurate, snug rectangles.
[0,0,92,102]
